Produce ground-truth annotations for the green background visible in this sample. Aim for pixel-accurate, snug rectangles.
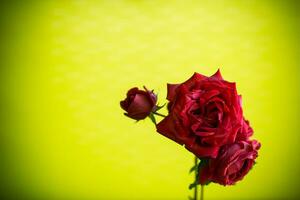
[1,0,299,199]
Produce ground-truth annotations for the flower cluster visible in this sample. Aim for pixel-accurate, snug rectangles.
[120,69,260,186]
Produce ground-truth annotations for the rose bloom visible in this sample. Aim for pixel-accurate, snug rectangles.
[156,70,249,158]
[199,140,261,185]
[120,86,157,120]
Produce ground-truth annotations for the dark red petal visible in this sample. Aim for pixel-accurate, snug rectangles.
[156,115,185,145]
[185,142,220,158]
[182,72,207,89]
[127,94,152,119]
[167,83,180,101]
[143,86,157,106]
[210,69,223,80]
[201,89,220,101]
[127,87,139,97]
[226,160,244,175]
[251,140,261,151]
[120,99,129,110]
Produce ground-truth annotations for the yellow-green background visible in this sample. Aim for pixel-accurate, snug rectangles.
[1,0,299,199]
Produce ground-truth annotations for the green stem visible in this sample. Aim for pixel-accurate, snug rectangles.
[201,184,204,200]
[194,156,198,200]
[153,112,166,117]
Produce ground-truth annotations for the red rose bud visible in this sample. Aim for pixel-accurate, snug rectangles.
[199,140,261,186]
[156,69,244,158]
[120,86,157,120]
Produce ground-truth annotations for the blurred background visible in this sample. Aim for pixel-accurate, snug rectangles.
[1,0,299,199]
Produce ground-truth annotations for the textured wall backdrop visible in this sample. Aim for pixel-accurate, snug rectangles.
[1,0,300,199]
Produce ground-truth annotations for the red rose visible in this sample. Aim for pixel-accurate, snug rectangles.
[156,70,244,158]
[120,86,157,120]
[199,140,261,185]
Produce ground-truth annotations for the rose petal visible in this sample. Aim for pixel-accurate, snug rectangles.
[182,72,207,89]
[127,94,152,117]
[127,87,139,96]
[210,69,223,80]
[185,142,220,158]
[156,114,190,145]
[167,83,180,101]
